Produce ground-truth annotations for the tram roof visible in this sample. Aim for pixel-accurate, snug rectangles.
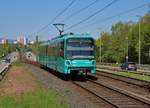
[51,33,94,40]
[41,34,94,45]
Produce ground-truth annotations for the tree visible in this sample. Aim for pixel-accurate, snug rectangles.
[95,9,150,64]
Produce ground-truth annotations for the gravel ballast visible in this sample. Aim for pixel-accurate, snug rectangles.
[24,63,101,108]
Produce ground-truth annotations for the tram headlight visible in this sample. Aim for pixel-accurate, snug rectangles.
[92,61,95,65]
[66,61,71,65]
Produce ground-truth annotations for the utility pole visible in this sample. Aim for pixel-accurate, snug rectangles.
[125,36,128,62]
[149,49,150,58]
[98,28,102,64]
[100,38,102,63]
[36,35,39,59]
[139,21,141,67]
[136,15,142,68]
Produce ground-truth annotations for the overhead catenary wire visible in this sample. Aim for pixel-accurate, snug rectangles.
[75,2,150,31]
[61,0,99,22]
[96,2,150,24]
[65,0,118,31]
[36,0,76,35]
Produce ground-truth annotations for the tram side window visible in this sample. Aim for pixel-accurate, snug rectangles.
[60,41,64,58]
[47,45,51,56]
[48,45,53,56]
[40,45,46,55]
[39,46,42,55]
[51,45,55,56]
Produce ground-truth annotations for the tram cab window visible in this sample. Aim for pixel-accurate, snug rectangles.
[66,38,95,59]
[60,41,64,58]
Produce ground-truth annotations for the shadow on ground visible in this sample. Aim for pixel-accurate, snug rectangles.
[41,66,98,82]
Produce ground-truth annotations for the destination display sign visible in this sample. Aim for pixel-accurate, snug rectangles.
[67,38,93,43]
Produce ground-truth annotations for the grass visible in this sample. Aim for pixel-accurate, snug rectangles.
[0,62,69,108]
[0,88,69,108]
[108,71,150,82]
[11,60,23,67]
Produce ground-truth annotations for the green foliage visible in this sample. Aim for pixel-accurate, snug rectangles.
[0,88,69,108]
[109,71,150,82]
[11,61,22,66]
[0,44,19,59]
[28,42,41,56]
[96,10,150,64]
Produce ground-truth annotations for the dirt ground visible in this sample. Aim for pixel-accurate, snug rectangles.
[0,66,37,96]
[0,63,101,108]
[24,63,101,108]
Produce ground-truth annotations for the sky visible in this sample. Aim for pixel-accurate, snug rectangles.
[0,0,149,41]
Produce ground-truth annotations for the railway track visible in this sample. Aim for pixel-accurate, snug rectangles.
[96,69,150,87]
[97,66,150,76]
[23,60,150,107]
[95,70,150,98]
[72,79,150,108]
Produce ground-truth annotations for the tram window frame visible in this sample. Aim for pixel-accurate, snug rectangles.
[60,40,64,58]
